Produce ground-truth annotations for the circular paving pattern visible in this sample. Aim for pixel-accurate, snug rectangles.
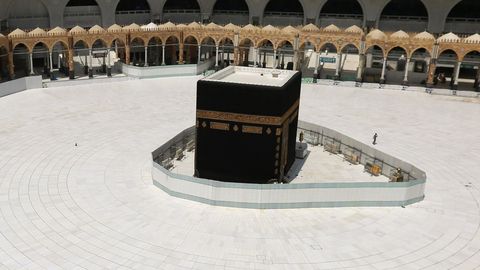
[0,77,479,269]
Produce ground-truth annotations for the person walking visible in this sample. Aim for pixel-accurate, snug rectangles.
[373,133,378,145]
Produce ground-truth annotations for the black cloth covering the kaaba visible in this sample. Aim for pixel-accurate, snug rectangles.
[195,71,301,184]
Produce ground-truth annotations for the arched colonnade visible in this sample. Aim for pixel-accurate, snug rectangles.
[1,23,480,90]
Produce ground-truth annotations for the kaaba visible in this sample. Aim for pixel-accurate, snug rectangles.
[194,66,301,184]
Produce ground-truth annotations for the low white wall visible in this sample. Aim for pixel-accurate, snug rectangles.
[0,76,42,97]
[121,59,214,79]
[152,123,426,209]
[45,76,132,88]
[153,163,425,209]
[316,79,480,99]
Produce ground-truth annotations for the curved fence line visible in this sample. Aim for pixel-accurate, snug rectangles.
[151,122,426,209]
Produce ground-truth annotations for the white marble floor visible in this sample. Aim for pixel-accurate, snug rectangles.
[288,145,390,183]
[0,77,479,269]
[171,145,390,183]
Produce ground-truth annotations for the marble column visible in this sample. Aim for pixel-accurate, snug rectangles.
[273,49,277,69]
[403,58,410,85]
[334,53,341,79]
[144,46,148,67]
[161,45,166,65]
[453,61,461,90]
[215,45,219,70]
[197,45,201,63]
[29,53,34,75]
[313,51,319,82]
[426,58,437,87]
[178,43,184,64]
[49,52,53,71]
[281,53,285,69]
[84,54,88,74]
[68,49,74,79]
[262,51,266,68]
[8,52,14,80]
[107,48,112,77]
[380,57,387,84]
[356,54,365,82]
[125,45,131,65]
[88,49,93,78]
[226,49,230,66]
[233,47,239,66]
[293,50,299,71]
[253,47,257,67]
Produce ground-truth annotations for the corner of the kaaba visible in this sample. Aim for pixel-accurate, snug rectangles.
[194,67,302,184]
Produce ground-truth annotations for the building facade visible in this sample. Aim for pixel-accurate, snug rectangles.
[0,0,479,91]
[1,0,479,34]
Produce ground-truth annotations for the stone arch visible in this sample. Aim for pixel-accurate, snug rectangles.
[184,35,199,64]
[460,50,480,90]
[212,0,250,25]
[256,39,275,48]
[72,40,89,76]
[409,47,432,59]
[115,0,151,25]
[461,49,480,61]
[299,40,315,51]
[379,0,428,32]
[319,42,338,53]
[447,0,480,20]
[337,43,360,81]
[147,36,162,66]
[406,48,432,85]
[219,37,234,46]
[90,39,109,75]
[50,41,69,77]
[148,36,163,45]
[239,38,254,48]
[13,42,32,53]
[340,43,360,53]
[31,42,49,77]
[383,46,409,84]
[263,0,304,26]
[318,0,364,28]
[91,38,108,49]
[217,37,234,67]
[276,40,295,50]
[8,0,50,29]
[386,46,409,57]
[256,39,275,68]
[73,40,89,49]
[129,35,148,46]
[111,38,127,63]
[201,36,216,46]
[238,38,254,66]
[363,45,385,83]
[49,40,69,52]
[436,49,459,88]
[445,0,480,34]
[277,40,294,69]
[64,0,102,28]
[366,44,385,56]
[184,35,200,45]
[217,35,234,45]
[12,43,30,78]
[165,35,180,65]
[129,37,145,65]
[438,48,459,59]
[163,0,201,23]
